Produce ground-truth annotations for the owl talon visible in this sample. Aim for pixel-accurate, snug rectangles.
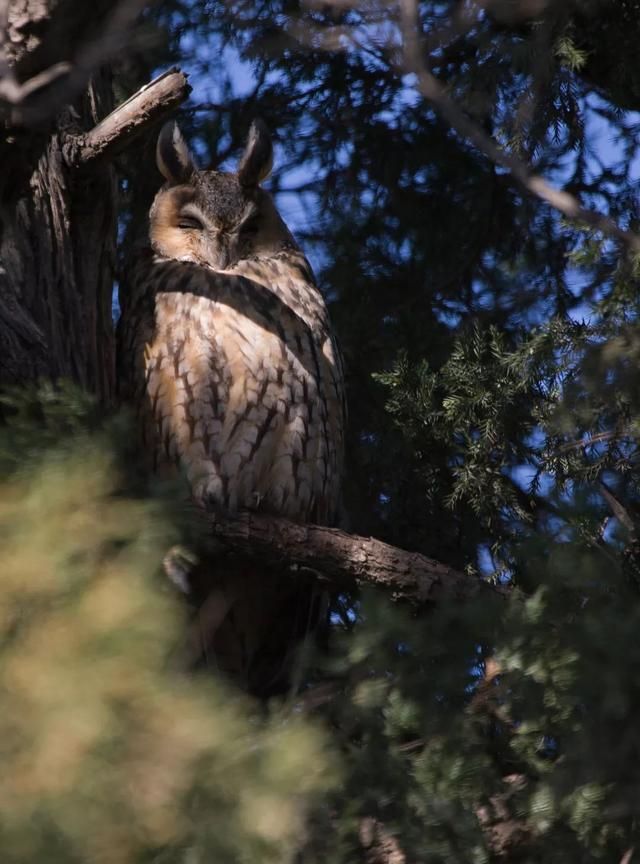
[163,544,199,595]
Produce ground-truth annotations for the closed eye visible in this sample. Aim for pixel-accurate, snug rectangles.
[177,215,205,230]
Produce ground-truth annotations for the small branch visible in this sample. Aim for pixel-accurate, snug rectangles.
[0,0,153,125]
[203,510,498,605]
[0,0,71,109]
[599,480,636,534]
[397,0,640,252]
[557,429,623,454]
[64,68,192,167]
[0,61,71,105]
[294,0,640,252]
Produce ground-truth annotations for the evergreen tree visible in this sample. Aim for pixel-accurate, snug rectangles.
[3,0,640,860]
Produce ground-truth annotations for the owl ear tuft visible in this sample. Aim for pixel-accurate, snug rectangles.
[237,119,273,187]
[156,121,196,184]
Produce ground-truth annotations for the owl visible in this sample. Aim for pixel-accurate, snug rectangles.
[118,119,345,694]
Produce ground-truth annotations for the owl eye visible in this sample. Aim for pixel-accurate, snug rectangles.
[177,215,205,231]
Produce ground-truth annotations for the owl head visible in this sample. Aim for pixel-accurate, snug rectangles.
[149,120,294,269]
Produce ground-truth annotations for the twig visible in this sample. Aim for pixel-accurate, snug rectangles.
[64,68,192,166]
[397,0,640,252]
[0,0,71,106]
[293,0,640,252]
[0,0,153,125]
[556,429,623,454]
[599,480,636,534]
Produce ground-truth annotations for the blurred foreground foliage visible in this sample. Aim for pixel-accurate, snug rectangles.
[0,387,335,864]
[3,354,640,863]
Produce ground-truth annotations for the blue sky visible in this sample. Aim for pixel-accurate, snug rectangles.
[175,38,640,295]
[165,37,640,575]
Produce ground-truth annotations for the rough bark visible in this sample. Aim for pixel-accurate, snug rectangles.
[200,510,498,605]
[64,68,190,167]
[0,0,151,126]
[0,1,188,403]
[0,68,117,398]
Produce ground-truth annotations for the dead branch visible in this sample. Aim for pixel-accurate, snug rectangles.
[203,510,499,605]
[64,68,192,166]
[476,774,533,860]
[0,0,71,108]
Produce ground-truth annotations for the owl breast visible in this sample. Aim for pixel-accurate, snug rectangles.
[120,249,344,526]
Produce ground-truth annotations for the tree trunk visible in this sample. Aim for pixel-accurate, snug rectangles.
[0,2,118,401]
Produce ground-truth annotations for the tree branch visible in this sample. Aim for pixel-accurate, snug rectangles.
[0,0,154,126]
[292,0,640,253]
[203,510,499,605]
[600,479,636,535]
[63,68,191,166]
[396,0,640,252]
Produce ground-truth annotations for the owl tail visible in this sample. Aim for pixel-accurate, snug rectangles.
[180,563,325,698]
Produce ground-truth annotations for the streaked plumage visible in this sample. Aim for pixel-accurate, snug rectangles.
[118,120,345,693]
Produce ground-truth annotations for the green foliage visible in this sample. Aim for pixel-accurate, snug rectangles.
[298,525,640,862]
[555,36,589,73]
[105,0,640,859]
[0,393,335,864]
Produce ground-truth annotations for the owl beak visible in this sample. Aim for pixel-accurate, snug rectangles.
[216,247,231,270]
[207,235,232,270]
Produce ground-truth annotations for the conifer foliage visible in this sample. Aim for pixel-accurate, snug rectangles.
[3,0,640,860]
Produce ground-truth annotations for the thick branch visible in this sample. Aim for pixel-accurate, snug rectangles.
[64,68,191,166]
[205,511,494,605]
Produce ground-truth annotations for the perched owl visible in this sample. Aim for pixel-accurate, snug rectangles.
[118,120,345,694]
